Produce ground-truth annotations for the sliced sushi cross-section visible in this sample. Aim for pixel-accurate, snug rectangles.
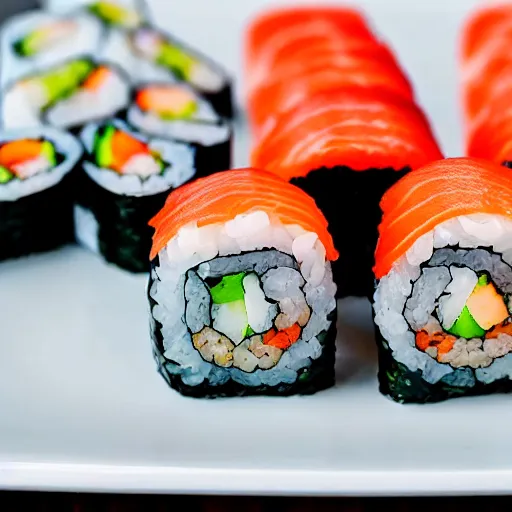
[373,157,512,404]
[148,168,338,397]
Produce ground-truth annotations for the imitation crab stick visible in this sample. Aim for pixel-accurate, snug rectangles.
[149,168,338,261]
[374,157,512,279]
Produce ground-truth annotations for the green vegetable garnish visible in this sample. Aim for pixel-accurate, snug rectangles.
[93,124,116,168]
[210,272,246,304]
[0,166,14,184]
[447,305,486,339]
[89,1,140,28]
[41,141,57,167]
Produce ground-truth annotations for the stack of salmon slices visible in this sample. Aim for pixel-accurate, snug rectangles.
[244,6,442,298]
[461,3,512,166]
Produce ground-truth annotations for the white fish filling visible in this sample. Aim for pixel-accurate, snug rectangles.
[374,213,512,386]
[149,211,336,387]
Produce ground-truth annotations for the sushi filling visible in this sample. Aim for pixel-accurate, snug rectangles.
[43,64,130,128]
[131,28,224,92]
[0,139,59,183]
[136,85,199,120]
[13,20,77,57]
[150,212,337,389]
[374,213,512,387]
[88,1,142,28]
[93,124,165,178]
[406,250,512,369]
[186,259,312,372]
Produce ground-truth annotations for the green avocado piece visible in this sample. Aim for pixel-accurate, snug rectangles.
[157,43,196,80]
[246,326,255,337]
[446,305,486,339]
[13,35,37,57]
[0,166,14,183]
[41,140,57,167]
[93,125,116,168]
[40,59,95,106]
[210,272,246,304]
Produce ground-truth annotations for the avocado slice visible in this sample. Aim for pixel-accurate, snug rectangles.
[0,166,14,183]
[93,125,116,169]
[210,272,246,304]
[447,305,486,339]
[157,43,196,81]
[41,140,57,167]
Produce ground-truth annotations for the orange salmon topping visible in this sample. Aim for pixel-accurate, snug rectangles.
[374,157,512,279]
[262,324,301,350]
[136,85,195,112]
[82,66,111,91]
[149,168,338,261]
[110,130,150,171]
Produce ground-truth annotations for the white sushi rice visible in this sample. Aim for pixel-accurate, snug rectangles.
[0,126,82,201]
[73,204,100,254]
[374,213,512,386]
[127,102,230,146]
[0,10,102,89]
[149,210,337,388]
[45,66,129,129]
[79,119,195,196]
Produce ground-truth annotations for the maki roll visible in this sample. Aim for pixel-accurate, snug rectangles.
[0,127,82,261]
[251,88,442,298]
[373,158,512,404]
[0,10,102,88]
[148,168,338,398]
[246,7,443,298]
[2,57,130,131]
[127,83,232,174]
[76,119,195,272]
[128,26,232,118]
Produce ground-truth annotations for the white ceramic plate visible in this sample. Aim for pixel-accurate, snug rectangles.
[4,0,512,498]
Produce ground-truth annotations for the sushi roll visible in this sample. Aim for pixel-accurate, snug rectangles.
[128,26,232,118]
[373,157,512,404]
[251,88,442,298]
[0,10,103,88]
[246,7,443,298]
[76,119,195,272]
[2,57,131,132]
[0,126,82,261]
[127,83,232,174]
[148,168,338,398]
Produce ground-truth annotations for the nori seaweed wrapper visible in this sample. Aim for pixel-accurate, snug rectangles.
[291,166,409,299]
[191,132,232,176]
[75,170,168,273]
[0,172,75,262]
[148,257,336,398]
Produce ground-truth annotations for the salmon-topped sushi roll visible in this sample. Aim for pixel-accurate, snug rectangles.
[148,168,338,398]
[0,127,82,261]
[252,88,442,298]
[127,83,232,175]
[373,158,512,403]
[76,119,196,273]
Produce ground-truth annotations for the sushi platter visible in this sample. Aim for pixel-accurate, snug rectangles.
[4,0,512,498]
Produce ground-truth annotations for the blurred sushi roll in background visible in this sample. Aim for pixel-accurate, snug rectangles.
[86,0,146,29]
[127,83,232,174]
[127,26,232,118]
[0,126,82,261]
[461,4,512,166]
[373,158,512,404]
[0,9,103,88]
[148,168,338,397]
[246,6,442,299]
[2,57,131,132]
[76,119,195,272]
